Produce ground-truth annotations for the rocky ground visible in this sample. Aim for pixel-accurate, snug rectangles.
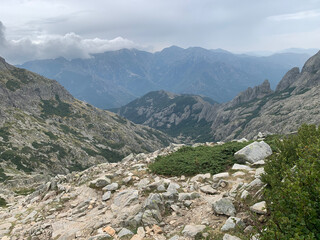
[0,140,271,240]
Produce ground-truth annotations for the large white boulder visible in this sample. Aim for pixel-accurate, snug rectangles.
[234,141,272,164]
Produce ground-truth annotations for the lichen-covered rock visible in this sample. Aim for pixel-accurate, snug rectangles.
[221,217,245,232]
[212,198,236,216]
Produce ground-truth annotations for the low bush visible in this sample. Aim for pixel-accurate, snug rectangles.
[149,141,250,176]
[0,197,7,207]
[261,124,320,239]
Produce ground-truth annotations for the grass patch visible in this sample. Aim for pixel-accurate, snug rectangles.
[149,141,251,176]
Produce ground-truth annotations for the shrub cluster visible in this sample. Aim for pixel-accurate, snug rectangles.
[149,141,250,176]
[261,124,320,239]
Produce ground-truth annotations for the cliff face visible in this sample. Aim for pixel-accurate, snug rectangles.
[229,79,273,108]
[210,51,320,141]
[0,57,171,187]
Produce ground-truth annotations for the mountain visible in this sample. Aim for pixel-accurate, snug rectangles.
[18,47,311,109]
[112,91,219,142]
[0,56,171,189]
[114,51,320,142]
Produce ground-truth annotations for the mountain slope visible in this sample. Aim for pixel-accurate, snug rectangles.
[18,47,311,108]
[115,51,320,142]
[0,57,171,187]
[112,91,218,142]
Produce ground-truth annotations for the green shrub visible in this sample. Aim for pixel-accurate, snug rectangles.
[0,197,7,207]
[261,124,320,239]
[149,141,251,176]
[5,79,21,91]
[82,147,98,156]
[0,168,10,182]
[0,127,10,142]
[44,131,58,140]
[40,95,72,118]
[97,148,123,163]
[0,150,33,172]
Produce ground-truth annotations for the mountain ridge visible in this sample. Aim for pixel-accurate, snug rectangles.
[115,51,320,143]
[18,46,312,108]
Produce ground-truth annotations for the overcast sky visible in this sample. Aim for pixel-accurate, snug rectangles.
[1,0,320,64]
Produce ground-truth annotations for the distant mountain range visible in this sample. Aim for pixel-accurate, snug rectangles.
[18,46,312,109]
[113,51,320,143]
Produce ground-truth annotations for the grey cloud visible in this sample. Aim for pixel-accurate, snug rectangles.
[0,22,144,64]
[1,0,320,63]
[0,22,6,45]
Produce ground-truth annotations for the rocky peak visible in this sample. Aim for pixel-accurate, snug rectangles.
[0,56,10,70]
[229,79,273,107]
[275,67,300,92]
[301,50,320,74]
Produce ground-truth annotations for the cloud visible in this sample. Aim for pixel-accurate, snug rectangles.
[268,9,320,21]
[0,21,145,64]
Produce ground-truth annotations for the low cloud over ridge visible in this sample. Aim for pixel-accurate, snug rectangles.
[0,21,143,64]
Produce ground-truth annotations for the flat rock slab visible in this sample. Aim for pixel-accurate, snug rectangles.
[200,185,217,195]
[235,141,272,163]
[223,234,242,240]
[113,190,139,208]
[103,183,119,191]
[232,164,252,171]
[182,224,206,237]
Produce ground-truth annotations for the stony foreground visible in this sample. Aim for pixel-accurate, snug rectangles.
[0,141,271,240]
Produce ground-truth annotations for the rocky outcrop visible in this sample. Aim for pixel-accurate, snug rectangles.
[275,67,300,92]
[115,51,320,143]
[113,90,218,143]
[229,79,273,107]
[0,141,271,239]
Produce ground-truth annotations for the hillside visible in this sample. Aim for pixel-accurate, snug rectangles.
[112,91,218,142]
[0,57,171,190]
[0,138,272,240]
[18,47,311,108]
[115,51,320,142]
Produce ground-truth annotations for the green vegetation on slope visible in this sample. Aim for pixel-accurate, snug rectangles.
[40,94,72,118]
[261,124,320,239]
[149,141,251,176]
[0,197,7,208]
